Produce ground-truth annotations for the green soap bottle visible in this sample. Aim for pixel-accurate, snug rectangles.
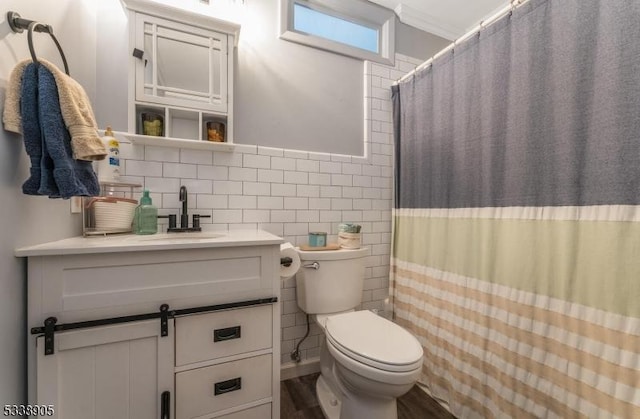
[133,189,158,235]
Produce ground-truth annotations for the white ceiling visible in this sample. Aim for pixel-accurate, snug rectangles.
[369,0,510,40]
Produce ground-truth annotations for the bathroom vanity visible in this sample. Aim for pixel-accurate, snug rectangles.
[16,230,282,419]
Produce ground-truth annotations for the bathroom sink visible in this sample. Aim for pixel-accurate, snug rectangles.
[139,232,226,241]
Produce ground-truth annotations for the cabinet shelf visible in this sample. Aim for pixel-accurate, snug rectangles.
[122,132,235,152]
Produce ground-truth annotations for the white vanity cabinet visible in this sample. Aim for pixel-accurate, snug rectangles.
[121,0,240,147]
[17,231,282,419]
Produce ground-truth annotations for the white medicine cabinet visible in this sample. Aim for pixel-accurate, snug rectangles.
[121,0,240,151]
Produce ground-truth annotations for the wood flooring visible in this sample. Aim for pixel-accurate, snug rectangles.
[281,373,456,419]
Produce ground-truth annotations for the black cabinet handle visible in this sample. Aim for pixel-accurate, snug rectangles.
[214,377,242,396]
[161,391,170,419]
[213,325,241,342]
[132,48,148,67]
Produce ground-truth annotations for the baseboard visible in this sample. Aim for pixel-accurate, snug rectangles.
[280,357,321,381]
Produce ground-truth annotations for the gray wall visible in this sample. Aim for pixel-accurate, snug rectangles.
[94,0,448,156]
[233,0,365,155]
[95,0,367,155]
[0,0,96,404]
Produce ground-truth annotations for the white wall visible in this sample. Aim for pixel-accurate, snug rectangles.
[0,0,97,404]
[397,20,449,61]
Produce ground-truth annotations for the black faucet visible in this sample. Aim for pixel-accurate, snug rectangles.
[162,186,210,232]
[179,186,188,228]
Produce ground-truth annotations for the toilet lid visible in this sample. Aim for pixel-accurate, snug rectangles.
[325,311,423,372]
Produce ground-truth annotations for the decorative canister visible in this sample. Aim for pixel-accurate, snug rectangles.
[338,223,362,249]
[338,232,361,249]
[308,232,327,247]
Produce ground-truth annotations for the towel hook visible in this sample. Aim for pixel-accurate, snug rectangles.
[27,22,70,76]
[7,12,69,76]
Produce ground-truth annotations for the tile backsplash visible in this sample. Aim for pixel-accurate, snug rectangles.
[118,54,421,364]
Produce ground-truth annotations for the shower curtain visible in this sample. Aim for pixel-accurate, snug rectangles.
[391,0,640,417]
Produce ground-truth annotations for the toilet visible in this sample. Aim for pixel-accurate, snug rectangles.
[295,247,424,419]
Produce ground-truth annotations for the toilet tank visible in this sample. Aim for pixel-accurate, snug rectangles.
[295,247,368,314]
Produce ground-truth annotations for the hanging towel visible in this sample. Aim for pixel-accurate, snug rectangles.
[19,63,100,198]
[3,59,107,161]
[39,59,107,161]
[37,65,100,198]
[2,61,26,133]
[19,64,51,196]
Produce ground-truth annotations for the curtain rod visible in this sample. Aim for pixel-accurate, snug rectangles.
[393,0,529,85]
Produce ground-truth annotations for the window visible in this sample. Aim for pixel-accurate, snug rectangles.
[279,0,395,65]
[293,4,379,53]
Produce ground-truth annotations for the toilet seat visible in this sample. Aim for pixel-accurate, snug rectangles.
[325,311,423,373]
[326,338,422,387]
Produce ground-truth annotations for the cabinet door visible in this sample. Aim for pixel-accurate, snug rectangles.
[36,320,174,419]
[135,13,228,113]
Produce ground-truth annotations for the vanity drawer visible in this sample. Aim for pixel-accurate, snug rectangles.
[217,403,271,419]
[176,305,272,366]
[175,354,272,419]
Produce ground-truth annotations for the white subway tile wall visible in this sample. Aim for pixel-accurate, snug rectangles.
[119,54,422,365]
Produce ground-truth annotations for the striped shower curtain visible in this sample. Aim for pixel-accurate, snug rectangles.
[391,0,640,417]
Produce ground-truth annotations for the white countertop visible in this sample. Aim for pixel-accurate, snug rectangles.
[15,230,283,257]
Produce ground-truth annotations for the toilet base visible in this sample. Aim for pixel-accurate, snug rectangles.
[316,374,341,419]
[316,370,400,419]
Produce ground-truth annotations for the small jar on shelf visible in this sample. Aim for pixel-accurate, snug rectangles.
[205,121,225,142]
[136,105,165,137]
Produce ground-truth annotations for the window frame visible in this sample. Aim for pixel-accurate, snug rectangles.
[279,0,395,65]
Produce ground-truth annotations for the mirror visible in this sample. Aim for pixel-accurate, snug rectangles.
[157,37,209,94]
[136,15,226,110]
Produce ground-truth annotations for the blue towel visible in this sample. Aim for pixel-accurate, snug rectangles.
[20,64,53,195]
[19,63,99,198]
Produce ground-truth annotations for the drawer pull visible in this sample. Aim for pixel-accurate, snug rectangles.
[213,325,241,342]
[214,377,242,396]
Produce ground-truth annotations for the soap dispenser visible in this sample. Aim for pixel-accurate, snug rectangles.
[133,189,158,235]
[97,126,120,183]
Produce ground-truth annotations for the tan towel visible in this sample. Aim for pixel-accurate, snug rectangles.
[2,61,26,134]
[3,59,107,161]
